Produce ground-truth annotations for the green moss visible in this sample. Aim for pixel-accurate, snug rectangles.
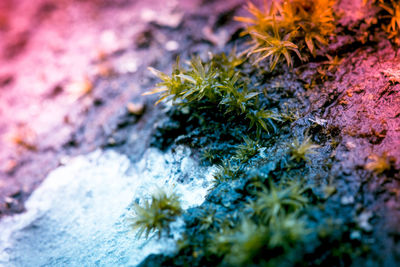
[144,53,245,108]
[186,173,311,266]
[247,180,309,224]
[235,0,337,70]
[246,109,283,136]
[209,219,268,266]
[233,136,260,163]
[365,152,395,174]
[136,1,382,265]
[146,52,284,137]
[131,189,182,239]
[212,160,241,186]
[201,148,217,164]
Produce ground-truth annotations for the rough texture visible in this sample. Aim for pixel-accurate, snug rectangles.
[0,147,214,266]
[1,0,400,266]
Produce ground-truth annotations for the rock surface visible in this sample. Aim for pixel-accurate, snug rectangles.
[1,0,400,265]
[0,147,213,266]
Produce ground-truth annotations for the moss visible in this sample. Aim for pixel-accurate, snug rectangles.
[374,0,400,44]
[233,136,260,163]
[208,219,268,266]
[289,133,320,163]
[131,189,182,239]
[235,0,338,70]
[204,176,311,266]
[247,180,309,224]
[360,0,400,46]
[136,1,388,265]
[212,160,242,186]
[365,151,395,174]
[145,52,284,138]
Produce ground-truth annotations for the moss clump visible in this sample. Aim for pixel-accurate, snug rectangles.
[144,51,245,108]
[247,180,309,224]
[289,134,320,163]
[365,152,395,174]
[235,0,338,70]
[233,136,260,163]
[145,52,283,137]
[131,189,182,239]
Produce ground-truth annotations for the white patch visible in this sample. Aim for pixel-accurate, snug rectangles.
[165,40,179,51]
[0,147,213,267]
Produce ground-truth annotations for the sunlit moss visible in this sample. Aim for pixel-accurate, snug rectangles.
[247,180,309,224]
[235,0,337,70]
[233,136,260,163]
[212,160,241,186]
[209,219,267,266]
[208,212,309,266]
[365,152,394,174]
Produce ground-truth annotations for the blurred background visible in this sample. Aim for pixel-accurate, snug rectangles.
[0,0,243,215]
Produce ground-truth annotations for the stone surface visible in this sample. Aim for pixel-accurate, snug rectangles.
[0,147,213,266]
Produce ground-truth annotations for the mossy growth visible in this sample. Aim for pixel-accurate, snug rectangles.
[365,151,395,174]
[145,51,246,108]
[131,189,182,239]
[184,175,313,266]
[141,46,342,264]
[380,0,400,39]
[233,136,260,163]
[136,1,382,265]
[235,0,338,70]
[145,51,284,138]
[289,133,320,163]
[213,160,241,185]
[366,0,400,45]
